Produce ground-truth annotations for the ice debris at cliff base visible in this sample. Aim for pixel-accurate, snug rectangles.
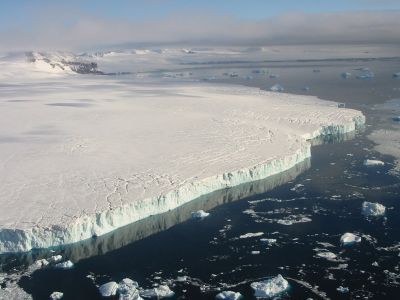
[191,210,210,219]
[250,274,289,298]
[362,201,386,217]
[340,233,362,246]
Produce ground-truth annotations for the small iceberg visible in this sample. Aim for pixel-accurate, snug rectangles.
[54,260,74,269]
[250,274,289,298]
[140,285,174,298]
[362,201,386,217]
[316,251,337,260]
[260,238,277,245]
[393,72,400,78]
[270,84,284,92]
[357,71,375,79]
[99,281,119,297]
[239,232,264,239]
[340,233,362,246]
[337,286,349,293]
[363,159,384,166]
[341,72,352,79]
[50,291,63,300]
[191,210,210,219]
[118,278,141,300]
[216,291,242,300]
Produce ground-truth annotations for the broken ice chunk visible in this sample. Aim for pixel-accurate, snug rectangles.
[260,238,277,246]
[54,260,74,269]
[316,251,337,260]
[270,84,284,92]
[191,210,210,219]
[99,281,119,297]
[357,71,375,79]
[215,290,242,300]
[250,274,289,298]
[140,285,174,298]
[336,286,349,293]
[50,291,63,300]
[393,72,400,78]
[362,201,386,217]
[363,159,384,166]
[240,232,264,239]
[269,74,279,79]
[48,255,63,263]
[118,278,141,300]
[340,233,362,246]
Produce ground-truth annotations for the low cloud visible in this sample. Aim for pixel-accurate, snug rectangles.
[1,8,399,51]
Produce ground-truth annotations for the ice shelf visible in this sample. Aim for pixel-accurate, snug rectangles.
[0,72,364,253]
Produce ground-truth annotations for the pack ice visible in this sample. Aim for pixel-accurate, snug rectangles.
[0,52,365,253]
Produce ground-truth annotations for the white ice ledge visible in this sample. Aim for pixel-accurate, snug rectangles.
[0,82,365,253]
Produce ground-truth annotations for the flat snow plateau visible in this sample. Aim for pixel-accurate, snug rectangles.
[0,53,364,253]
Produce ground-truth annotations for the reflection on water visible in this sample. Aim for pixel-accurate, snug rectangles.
[0,158,310,269]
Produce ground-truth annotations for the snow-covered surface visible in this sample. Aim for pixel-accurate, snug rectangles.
[250,274,289,298]
[340,233,362,246]
[362,201,386,217]
[215,290,242,300]
[0,50,365,253]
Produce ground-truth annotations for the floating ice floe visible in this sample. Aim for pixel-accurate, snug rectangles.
[372,261,379,267]
[340,233,362,246]
[270,84,284,92]
[357,71,375,79]
[118,278,141,300]
[240,232,264,239]
[50,291,63,300]
[191,210,210,219]
[99,281,119,297]
[336,286,349,293]
[140,285,174,298]
[341,72,352,79]
[260,238,277,245]
[215,290,242,300]
[316,251,337,260]
[362,201,386,217]
[251,251,261,255]
[250,274,289,298]
[363,159,384,166]
[54,260,74,269]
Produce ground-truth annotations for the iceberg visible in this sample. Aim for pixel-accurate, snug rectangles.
[270,84,284,92]
[99,281,119,297]
[336,286,349,293]
[49,291,63,300]
[118,278,142,300]
[54,260,74,269]
[340,233,362,246]
[140,285,174,298]
[215,291,242,300]
[363,159,385,166]
[250,274,289,298]
[191,210,210,219]
[362,201,386,217]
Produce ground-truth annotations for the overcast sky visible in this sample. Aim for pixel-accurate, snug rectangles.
[1,0,399,51]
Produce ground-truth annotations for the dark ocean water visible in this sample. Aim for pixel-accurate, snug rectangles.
[1,58,400,300]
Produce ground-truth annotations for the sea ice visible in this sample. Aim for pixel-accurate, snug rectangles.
[191,210,210,219]
[362,201,386,217]
[250,274,289,298]
[260,238,277,245]
[340,233,362,246]
[363,159,384,166]
[140,285,174,298]
[215,291,242,300]
[54,260,74,269]
[49,291,63,300]
[239,232,264,239]
[316,251,337,260]
[270,84,284,92]
[99,281,119,297]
